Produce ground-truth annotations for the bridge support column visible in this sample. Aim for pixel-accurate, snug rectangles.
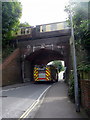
[21,59,25,83]
[24,60,32,82]
[64,61,69,84]
[21,56,31,83]
[21,59,33,82]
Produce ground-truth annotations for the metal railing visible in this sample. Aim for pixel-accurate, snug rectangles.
[36,21,70,33]
[15,21,70,36]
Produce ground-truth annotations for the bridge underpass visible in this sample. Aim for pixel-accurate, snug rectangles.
[25,48,65,82]
[15,22,71,83]
[18,40,70,83]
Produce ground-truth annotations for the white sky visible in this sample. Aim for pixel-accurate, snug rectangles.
[19,0,69,26]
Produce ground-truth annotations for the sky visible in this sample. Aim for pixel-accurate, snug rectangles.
[19,0,69,26]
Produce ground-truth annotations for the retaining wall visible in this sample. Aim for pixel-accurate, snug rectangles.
[80,80,90,115]
[0,48,22,86]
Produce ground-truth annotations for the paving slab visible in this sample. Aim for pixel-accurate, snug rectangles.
[34,81,88,118]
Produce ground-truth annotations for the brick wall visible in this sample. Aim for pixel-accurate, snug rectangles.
[0,48,22,86]
[80,80,90,115]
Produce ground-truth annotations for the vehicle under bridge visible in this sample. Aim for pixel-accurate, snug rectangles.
[14,21,71,83]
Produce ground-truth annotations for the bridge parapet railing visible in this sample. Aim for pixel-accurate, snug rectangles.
[36,21,70,33]
[14,21,70,37]
[14,26,33,36]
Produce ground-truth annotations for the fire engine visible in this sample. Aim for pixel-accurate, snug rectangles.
[33,65,58,82]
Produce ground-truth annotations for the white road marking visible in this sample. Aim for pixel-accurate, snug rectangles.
[2,85,30,92]
[0,87,20,93]
[19,85,51,119]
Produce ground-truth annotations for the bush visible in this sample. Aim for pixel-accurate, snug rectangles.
[68,72,75,102]
[68,71,81,103]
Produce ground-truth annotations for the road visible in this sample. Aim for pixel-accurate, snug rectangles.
[1,82,51,118]
[1,81,88,119]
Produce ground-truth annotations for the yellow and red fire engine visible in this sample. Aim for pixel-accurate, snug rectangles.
[33,65,58,82]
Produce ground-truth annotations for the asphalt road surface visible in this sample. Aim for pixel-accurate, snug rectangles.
[1,82,51,118]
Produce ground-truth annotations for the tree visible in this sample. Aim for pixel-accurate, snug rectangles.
[52,60,64,72]
[65,1,90,70]
[19,22,30,27]
[2,1,22,48]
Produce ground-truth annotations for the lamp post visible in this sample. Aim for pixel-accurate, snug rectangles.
[69,6,80,112]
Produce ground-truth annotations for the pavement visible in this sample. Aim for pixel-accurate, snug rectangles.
[32,81,88,118]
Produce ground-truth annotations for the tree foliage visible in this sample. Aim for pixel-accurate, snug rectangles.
[19,22,30,27]
[2,1,22,48]
[65,1,90,71]
[52,60,64,72]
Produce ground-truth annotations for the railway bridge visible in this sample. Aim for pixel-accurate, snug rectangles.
[14,21,71,82]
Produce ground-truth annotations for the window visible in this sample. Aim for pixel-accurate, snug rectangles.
[46,25,51,32]
[42,25,46,32]
[21,29,25,34]
[51,24,57,31]
[27,29,29,34]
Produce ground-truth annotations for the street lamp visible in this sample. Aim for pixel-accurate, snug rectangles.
[69,5,80,112]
